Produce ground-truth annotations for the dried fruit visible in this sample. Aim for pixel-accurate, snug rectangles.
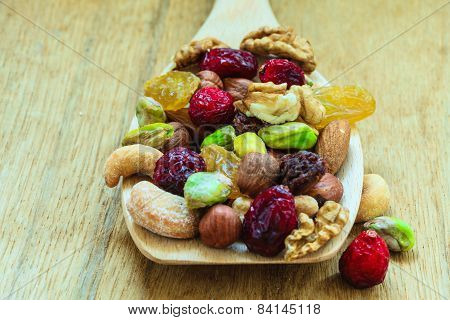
[315,120,351,174]
[104,145,163,188]
[258,122,318,151]
[162,122,191,152]
[188,87,235,126]
[201,125,236,151]
[306,173,344,206]
[233,132,267,158]
[153,147,206,196]
[135,96,166,127]
[314,85,376,129]
[184,172,232,209]
[285,201,349,260]
[144,71,200,111]
[280,151,326,195]
[259,59,305,88]
[196,70,223,89]
[356,174,390,223]
[199,204,242,248]
[200,48,258,79]
[234,82,301,124]
[200,144,241,199]
[237,152,280,197]
[232,111,268,135]
[339,230,390,289]
[121,123,174,149]
[242,185,298,256]
[174,37,229,69]
[294,195,318,217]
[223,78,253,101]
[364,216,415,252]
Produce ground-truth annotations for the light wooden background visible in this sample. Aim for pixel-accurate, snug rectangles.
[0,0,448,299]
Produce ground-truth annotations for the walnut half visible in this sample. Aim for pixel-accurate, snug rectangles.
[284,201,349,261]
[240,26,316,73]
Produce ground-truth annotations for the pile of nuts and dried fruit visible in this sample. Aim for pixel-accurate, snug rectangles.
[104,26,415,289]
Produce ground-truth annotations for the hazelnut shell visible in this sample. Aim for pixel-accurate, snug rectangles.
[306,173,343,206]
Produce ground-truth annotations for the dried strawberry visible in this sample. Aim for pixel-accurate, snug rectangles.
[189,87,235,126]
[200,48,258,79]
[339,230,390,289]
[259,59,305,88]
[242,185,298,256]
[153,147,206,196]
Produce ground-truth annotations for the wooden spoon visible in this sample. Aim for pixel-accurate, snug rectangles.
[121,0,363,264]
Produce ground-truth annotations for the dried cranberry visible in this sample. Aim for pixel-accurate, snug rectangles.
[153,147,206,196]
[189,87,235,126]
[280,151,326,195]
[200,48,258,79]
[232,111,268,135]
[242,185,298,256]
[259,59,305,88]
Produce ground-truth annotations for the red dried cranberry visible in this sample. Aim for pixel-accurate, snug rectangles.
[242,185,298,256]
[200,48,258,79]
[280,151,326,195]
[189,87,235,126]
[153,147,206,196]
[259,59,305,88]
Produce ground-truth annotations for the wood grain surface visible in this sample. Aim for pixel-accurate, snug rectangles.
[0,0,448,299]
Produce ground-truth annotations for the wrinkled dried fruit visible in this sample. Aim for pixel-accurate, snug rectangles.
[259,59,305,88]
[233,132,267,158]
[314,85,376,129]
[121,123,174,149]
[258,122,318,151]
[200,48,258,79]
[364,216,415,252]
[232,111,268,135]
[201,125,236,151]
[144,71,200,111]
[200,144,241,199]
[153,147,206,196]
[243,185,298,256]
[136,96,166,126]
[189,87,235,126]
[280,151,326,195]
[184,172,232,209]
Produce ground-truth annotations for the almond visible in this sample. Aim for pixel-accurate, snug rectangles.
[315,120,350,174]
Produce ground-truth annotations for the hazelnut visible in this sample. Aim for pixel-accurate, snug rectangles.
[196,70,223,89]
[162,122,191,152]
[237,152,280,197]
[231,196,252,221]
[306,173,343,206]
[294,195,319,217]
[223,78,252,101]
[199,204,242,248]
[356,174,390,223]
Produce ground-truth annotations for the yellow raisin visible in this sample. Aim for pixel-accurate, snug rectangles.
[144,71,200,111]
[314,85,375,129]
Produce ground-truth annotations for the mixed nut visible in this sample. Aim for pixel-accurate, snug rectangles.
[103,26,415,288]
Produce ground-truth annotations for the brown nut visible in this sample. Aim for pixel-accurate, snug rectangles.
[162,122,191,152]
[199,204,242,248]
[223,78,253,101]
[196,70,223,89]
[315,120,350,174]
[306,173,343,206]
[356,174,390,223]
[237,152,280,197]
[294,195,319,217]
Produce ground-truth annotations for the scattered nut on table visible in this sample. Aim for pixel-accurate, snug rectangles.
[356,174,390,223]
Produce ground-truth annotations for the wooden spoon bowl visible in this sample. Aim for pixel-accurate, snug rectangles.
[121,0,363,264]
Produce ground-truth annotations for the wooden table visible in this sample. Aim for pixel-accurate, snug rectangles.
[1,0,448,299]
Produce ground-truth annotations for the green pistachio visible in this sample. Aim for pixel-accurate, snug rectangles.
[184,172,232,209]
[233,132,267,158]
[201,125,236,151]
[364,216,415,252]
[258,122,318,150]
[121,123,173,149]
[136,96,166,127]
